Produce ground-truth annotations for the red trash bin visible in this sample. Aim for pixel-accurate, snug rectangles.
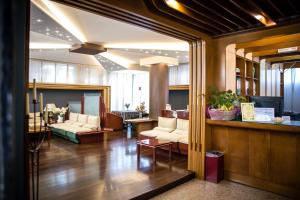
[205,151,224,183]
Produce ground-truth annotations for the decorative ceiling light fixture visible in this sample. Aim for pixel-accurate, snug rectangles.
[254,14,276,27]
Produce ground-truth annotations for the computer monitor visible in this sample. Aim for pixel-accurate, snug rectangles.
[249,96,284,117]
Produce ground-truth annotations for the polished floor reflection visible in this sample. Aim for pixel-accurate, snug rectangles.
[39,131,190,200]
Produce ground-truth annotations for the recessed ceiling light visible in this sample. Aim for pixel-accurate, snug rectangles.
[36,19,42,22]
[165,0,180,10]
[59,33,63,37]
[46,28,50,32]
[158,51,162,54]
[55,30,59,33]
[46,32,50,35]
[145,51,149,54]
[165,53,168,56]
[176,55,180,58]
[66,35,70,38]
[68,38,72,41]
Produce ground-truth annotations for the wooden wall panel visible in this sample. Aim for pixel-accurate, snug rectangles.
[270,132,299,188]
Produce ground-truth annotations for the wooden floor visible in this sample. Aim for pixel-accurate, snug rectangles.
[38,131,191,200]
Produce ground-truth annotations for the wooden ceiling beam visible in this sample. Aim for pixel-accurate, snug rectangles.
[271,59,300,65]
[178,0,236,31]
[260,51,300,59]
[245,40,300,53]
[266,55,300,63]
[210,0,254,26]
[237,33,300,49]
[190,0,243,28]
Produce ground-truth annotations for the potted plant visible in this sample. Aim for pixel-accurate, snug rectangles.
[207,88,245,120]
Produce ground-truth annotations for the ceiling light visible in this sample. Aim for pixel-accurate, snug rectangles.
[104,42,189,51]
[253,14,276,27]
[46,32,50,35]
[55,30,59,33]
[36,19,42,22]
[59,33,63,37]
[66,35,70,38]
[164,53,168,56]
[165,0,180,9]
[158,51,162,54]
[46,28,50,31]
[30,42,71,49]
[145,51,149,54]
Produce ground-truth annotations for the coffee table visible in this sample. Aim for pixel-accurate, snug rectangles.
[137,138,172,167]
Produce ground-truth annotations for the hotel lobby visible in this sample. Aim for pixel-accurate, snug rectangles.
[1,0,300,200]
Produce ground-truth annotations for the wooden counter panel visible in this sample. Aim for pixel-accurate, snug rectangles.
[248,130,270,180]
[208,123,300,198]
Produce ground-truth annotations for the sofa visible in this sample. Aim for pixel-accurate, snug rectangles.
[50,112,103,144]
[139,116,189,155]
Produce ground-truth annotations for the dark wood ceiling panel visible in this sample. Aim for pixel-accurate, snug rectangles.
[144,0,300,37]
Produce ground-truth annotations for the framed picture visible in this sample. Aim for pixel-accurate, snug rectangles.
[241,103,255,121]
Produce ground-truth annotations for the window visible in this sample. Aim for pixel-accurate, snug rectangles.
[169,63,189,85]
[284,68,300,113]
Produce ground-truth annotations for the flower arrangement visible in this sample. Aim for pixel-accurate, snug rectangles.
[136,102,146,113]
[207,87,246,120]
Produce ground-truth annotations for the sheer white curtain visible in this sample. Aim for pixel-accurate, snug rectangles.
[29,59,107,85]
[132,72,149,112]
[284,67,300,113]
[29,59,42,82]
[169,63,189,85]
[109,70,149,111]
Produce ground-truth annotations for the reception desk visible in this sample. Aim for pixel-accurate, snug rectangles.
[206,119,300,198]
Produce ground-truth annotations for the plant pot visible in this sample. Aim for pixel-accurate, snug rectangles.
[208,108,236,120]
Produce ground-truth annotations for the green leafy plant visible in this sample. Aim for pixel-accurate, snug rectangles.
[208,87,246,111]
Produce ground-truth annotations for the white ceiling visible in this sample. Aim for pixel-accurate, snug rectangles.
[30,0,189,71]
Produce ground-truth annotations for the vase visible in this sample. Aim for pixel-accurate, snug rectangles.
[208,108,236,120]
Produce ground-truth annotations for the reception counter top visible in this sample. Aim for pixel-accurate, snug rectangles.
[206,119,300,198]
[206,119,300,133]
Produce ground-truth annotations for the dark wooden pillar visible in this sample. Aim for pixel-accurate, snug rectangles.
[149,63,169,119]
[0,0,29,199]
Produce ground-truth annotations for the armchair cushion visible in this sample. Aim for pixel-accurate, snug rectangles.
[172,129,188,136]
[87,115,100,128]
[153,127,174,133]
[157,117,176,130]
[156,132,186,143]
[176,119,189,131]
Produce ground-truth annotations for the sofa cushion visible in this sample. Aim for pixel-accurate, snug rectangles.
[139,130,167,137]
[156,132,186,143]
[64,120,74,124]
[87,115,100,128]
[178,136,188,144]
[158,117,176,130]
[73,122,84,127]
[177,119,189,131]
[69,112,79,122]
[78,114,88,124]
[83,124,98,131]
[153,127,174,133]
[172,129,188,136]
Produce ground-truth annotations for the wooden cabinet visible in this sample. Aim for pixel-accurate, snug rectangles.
[235,55,260,96]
